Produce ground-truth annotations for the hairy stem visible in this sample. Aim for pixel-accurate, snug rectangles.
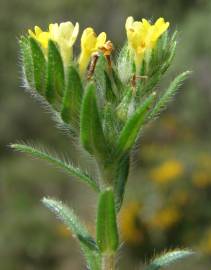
[102,254,115,270]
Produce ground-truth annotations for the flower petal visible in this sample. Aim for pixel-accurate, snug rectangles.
[69,22,79,46]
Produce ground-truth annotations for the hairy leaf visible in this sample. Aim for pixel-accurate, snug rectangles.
[80,83,109,161]
[29,37,46,94]
[19,36,34,87]
[150,71,191,119]
[61,65,83,126]
[105,71,116,103]
[145,249,194,270]
[11,143,99,192]
[115,93,156,159]
[114,156,130,212]
[46,40,65,102]
[43,198,101,270]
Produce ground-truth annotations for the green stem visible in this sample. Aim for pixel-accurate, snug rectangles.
[102,254,115,270]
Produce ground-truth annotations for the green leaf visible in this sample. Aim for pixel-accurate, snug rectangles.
[162,40,177,74]
[114,156,130,212]
[43,198,101,270]
[94,54,107,92]
[150,32,169,71]
[160,31,169,51]
[19,36,34,87]
[61,65,83,125]
[138,31,177,97]
[103,103,118,144]
[96,189,119,253]
[160,31,178,74]
[46,40,65,103]
[115,93,156,159]
[116,88,133,122]
[11,143,99,192]
[111,67,124,96]
[29,37,46,94]
[104,71,116,103]
[150,71,191,119]
[145,250,194,270]
[94,54,117,105]
[80,82,109,161]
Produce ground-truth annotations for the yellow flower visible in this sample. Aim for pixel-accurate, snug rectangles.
[125,16,169,71]
[28,21,79,66]
[150,160,184,184]
[149,207,181,230]
[78,27,111,74]
[28,26,50,49]
[49,22,79,66]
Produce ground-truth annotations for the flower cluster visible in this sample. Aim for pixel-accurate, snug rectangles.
[19,15,188,207]
[28,17,169,74]
[20,15,181,147]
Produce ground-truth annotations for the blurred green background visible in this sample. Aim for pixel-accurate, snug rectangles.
[1,0,211,269]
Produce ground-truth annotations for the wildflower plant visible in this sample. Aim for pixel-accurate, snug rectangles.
[12,17,194,269]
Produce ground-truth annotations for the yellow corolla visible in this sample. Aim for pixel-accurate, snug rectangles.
[28,21,79,66]
[125,16,169,71]
[150,160,184,184]
[28,26,50,49]
[78,27,110,74]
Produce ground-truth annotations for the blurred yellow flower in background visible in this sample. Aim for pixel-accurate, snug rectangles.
[199,229,211,255]
[78,27,110,74]
[150,160,184,184]
[149,207,181,230]
[192,171,211,188]
[29,21,79,66]
[192,153,211,188]
[125,16,169,71]
[119,202,144,245]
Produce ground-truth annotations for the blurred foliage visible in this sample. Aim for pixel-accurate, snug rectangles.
[1,0,211,269]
